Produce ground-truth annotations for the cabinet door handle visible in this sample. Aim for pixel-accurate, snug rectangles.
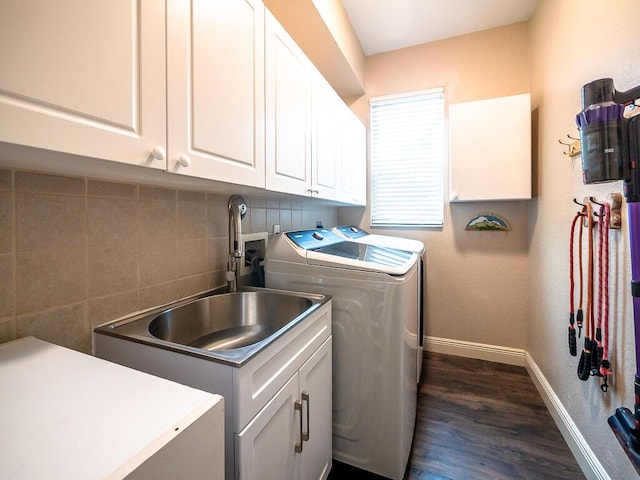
[178,154,191,168]
[151,146,166,161]
[302,391,310,442]
[295,400,303,453]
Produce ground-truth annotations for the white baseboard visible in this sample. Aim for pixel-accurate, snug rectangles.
[525,352,610,480]
[423,336,609,480]
[424,336,526,366]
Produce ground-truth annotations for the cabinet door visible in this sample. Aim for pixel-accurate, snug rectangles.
[265,10,312,196]
[235,374,298,480]
[0,0,166,168]
[167,0,265,186]
[340,107,367,205]
[449,93,531,201]
[312,75,340,200]
[297,338,333,480]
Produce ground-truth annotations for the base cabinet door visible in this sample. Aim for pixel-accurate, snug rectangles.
[235,337,332,480]
[235,374,298,480]
[297,338,333,480]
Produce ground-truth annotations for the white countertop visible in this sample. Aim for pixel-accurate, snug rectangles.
[0,337,224,480]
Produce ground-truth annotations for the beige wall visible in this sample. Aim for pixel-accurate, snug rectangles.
[264,0,365,97]
[311,0,365,88]
[528,0,639,477]
[0,168,337,353]
[340,22,531,350]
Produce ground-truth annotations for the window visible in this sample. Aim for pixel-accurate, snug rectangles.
[369,88,445,227]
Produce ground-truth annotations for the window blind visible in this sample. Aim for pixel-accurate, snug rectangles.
[370,88,445,227]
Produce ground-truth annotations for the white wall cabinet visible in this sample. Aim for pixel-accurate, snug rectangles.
[449,93,532,202]
[339,103,367,205]
[312,75,366,206]
[0,0,167,169]
[265,9,366,205]
[236,338,332,480]
[0,0,265,185]
[167,0,265,186]
[312,75,341,200]
[265,9,313,197]
[0,1,365,205]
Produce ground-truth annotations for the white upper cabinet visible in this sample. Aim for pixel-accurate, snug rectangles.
[265,15,366,206]
[167,0,265,187]
[449,93,532,202]
[0,0,166,168]
[312,75,341,200]
[265,9,313,196]
[0,1,366,205]
[339,104,367,206]
[312,72,366,205]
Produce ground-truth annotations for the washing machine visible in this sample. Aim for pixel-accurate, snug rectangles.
[334,226,426,382]
[265,229,419,480]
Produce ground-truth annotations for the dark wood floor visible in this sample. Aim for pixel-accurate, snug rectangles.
[329,352,585,480]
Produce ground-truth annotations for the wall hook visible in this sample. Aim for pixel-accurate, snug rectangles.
[580,194,622,229]
[607,192,623,229]
[560,135,582,157]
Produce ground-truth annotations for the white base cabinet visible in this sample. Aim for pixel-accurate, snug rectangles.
[94,300,332,480]
[236,338,332,480]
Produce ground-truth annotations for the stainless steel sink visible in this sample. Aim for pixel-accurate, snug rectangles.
[93,287,329,366]
[149,291,313,350]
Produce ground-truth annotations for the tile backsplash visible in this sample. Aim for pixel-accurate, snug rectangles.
[0,169,337,353]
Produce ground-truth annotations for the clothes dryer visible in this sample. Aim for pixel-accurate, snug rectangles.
[334,226,426,382]
[265,229,419,480]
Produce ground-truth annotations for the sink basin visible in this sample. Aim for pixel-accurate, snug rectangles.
[148,291,313,351]
[93,287,328,366]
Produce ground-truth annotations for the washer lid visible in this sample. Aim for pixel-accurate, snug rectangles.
[333,225,425,255]
[286,230,417,275]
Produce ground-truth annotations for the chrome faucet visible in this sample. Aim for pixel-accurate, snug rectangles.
[226,195,247,292]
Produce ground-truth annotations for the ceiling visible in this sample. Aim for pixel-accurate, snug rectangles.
[340,0,538,56]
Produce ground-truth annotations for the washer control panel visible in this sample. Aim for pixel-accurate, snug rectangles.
[286,229,342,250]
[334,225,369,239]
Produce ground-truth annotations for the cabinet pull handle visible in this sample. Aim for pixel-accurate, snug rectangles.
[295,400,303,453]
[302,391,310,442]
